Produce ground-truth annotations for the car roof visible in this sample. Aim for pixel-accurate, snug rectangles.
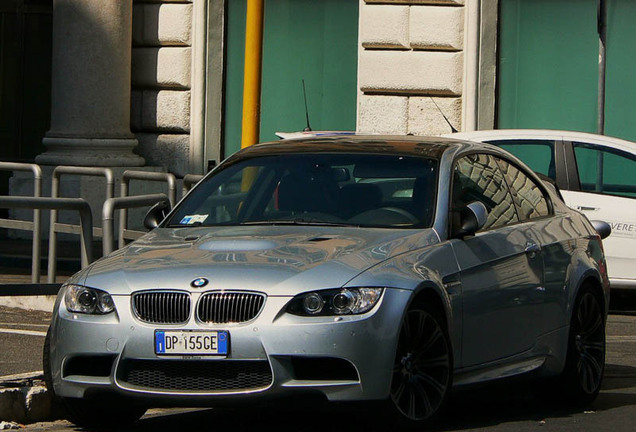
[228,135,482,161]
[443,129,636,155]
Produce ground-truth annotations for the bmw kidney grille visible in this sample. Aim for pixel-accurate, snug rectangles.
[132,291,191,324]
[197,292,266,324]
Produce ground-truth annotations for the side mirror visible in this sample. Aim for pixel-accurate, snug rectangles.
[456,201,488,237]
[144,200,171,231]
[590,220,611,240]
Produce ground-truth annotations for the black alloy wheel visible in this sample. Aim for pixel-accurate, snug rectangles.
[390,304,452,424]
[563,285,606,405]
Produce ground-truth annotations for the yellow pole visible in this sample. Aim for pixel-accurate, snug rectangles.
[241,0,264,149]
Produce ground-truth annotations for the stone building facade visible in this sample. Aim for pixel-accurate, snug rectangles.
[27,0,496,178]
[10,0,631,179]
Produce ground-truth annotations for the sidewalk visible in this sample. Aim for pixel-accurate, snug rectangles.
[0,305,58,424]
[0,242,81,422]
[0,271,67,312]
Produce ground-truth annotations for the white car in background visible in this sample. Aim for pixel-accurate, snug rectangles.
[446,129,636,291]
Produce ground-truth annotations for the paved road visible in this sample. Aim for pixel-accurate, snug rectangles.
[2,304,634,431]
[0,306,49,376]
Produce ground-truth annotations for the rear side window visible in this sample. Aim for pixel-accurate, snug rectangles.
[497,158,550,220]
[486,139,556,180]
[573,143,636,198]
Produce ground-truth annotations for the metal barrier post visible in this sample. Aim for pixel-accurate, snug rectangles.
[48,166,114,283]
[103,194,169,255]
[0,162,42,283]
[0,196,93,270]
[119,171,176,249]
[182,174,204,196]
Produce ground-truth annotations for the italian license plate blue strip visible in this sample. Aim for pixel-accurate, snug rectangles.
[156,331,166,353]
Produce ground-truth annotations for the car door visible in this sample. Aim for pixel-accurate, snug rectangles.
[449,153,545,367]
[496,157,568,334]
[562,142,636,287]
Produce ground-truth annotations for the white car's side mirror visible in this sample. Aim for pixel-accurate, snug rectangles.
[590,220,611,240]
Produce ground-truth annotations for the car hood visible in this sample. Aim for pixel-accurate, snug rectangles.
[82,225,439,296]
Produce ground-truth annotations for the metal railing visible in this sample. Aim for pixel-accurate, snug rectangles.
[102,194,169,255]
[1,163,201,289]
[48,166,114,283]
[118,171,176,249]
[0,196,93,270]
[183,174,204,196]
[0,162,42,282]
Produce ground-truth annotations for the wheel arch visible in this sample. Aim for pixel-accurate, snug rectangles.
[407,282,457,362]
[571,272,608,320]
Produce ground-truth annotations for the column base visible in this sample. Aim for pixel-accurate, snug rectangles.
[36,137,145,167]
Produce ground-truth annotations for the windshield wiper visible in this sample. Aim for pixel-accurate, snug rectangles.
[240,219,357,227]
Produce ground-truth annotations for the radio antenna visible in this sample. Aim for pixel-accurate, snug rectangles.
[430,97,457,133]
[302,79,312,132]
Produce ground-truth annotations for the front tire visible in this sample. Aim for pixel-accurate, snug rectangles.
[561,284,606,405]
[389,303,452,427]
[62,397,147,429]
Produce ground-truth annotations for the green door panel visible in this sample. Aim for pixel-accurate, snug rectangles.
[498,0,598,131]
[224,0,358,157]
[604,0,636,141]
[499,0,636,142]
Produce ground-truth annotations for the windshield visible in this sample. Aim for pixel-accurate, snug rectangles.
[167,153,438,228]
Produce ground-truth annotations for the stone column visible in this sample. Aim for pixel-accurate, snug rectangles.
[36,0,144,166]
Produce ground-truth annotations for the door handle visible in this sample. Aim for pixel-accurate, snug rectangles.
[525,242,541,258]
[576,206,599,211]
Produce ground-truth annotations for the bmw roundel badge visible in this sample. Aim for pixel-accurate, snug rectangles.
[191,277,209,288]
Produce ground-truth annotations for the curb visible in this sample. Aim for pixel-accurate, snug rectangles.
[0,372,63,424]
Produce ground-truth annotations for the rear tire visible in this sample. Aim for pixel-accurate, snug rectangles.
[561,284,606,405]
[387,302,452,429]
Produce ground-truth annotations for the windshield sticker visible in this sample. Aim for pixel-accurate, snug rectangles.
[180,214,209,225]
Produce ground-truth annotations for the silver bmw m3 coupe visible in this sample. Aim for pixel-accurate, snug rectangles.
[44,136,610,428]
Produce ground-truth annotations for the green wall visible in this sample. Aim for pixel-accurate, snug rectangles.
[498,0,636,141]
[224,0,359,157]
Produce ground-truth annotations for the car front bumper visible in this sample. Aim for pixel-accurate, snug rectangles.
[49,288,411,405]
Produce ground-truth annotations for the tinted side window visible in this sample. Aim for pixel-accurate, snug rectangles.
[497,158,550,220]
[573,143,636,198]
[452,154,519,230]
[487,139,556,179]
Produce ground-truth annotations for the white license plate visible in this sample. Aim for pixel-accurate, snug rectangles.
[155,330,229,355]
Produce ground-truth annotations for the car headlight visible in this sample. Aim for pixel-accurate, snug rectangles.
[64,284,116,315]
[287,288,383,316]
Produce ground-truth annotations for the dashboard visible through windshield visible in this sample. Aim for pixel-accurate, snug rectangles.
[167,153,438,228]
